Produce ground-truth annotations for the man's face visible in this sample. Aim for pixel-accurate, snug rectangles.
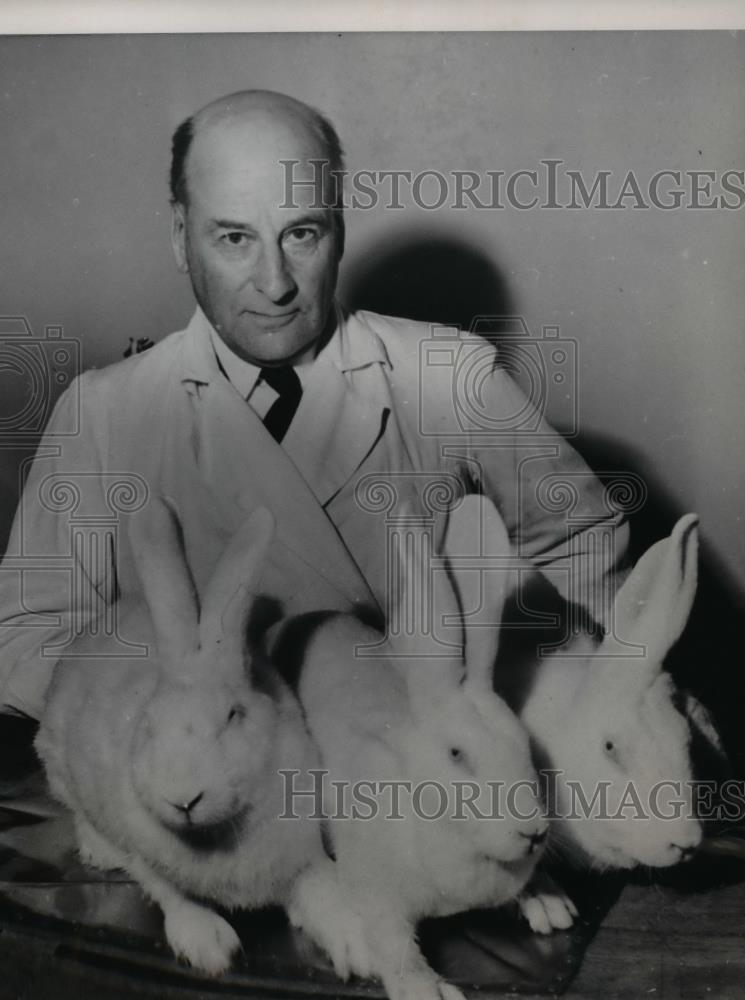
[172,115,341,366]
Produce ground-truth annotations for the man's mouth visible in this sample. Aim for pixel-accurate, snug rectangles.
[244,309,299,329]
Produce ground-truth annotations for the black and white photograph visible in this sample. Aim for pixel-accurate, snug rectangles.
[0,6,743,998]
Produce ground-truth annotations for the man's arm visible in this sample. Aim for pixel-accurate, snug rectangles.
[463,364,630,628]
[0,374,112,718]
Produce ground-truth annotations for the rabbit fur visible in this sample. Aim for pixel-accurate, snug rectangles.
[495,514,714,933]
[35,499,323,974]
[283,496,548,1000]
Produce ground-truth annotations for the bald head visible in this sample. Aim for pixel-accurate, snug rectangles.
[170,89,345,209]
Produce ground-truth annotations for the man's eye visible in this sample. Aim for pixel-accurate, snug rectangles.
[221,232,249,246]
[284,227,318,246]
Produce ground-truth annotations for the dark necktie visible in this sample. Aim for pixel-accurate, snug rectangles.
[259,365,303,443]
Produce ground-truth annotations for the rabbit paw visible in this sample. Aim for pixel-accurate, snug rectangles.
[163,900,241,975]
[437,983,467,1000]
[387,972,466,1000]
[289,867,373,980]
[75,818,124,872]
[518,877,578,935]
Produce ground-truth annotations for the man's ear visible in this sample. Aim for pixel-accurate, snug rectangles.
[334,210,345,261]
[170,202,189,274]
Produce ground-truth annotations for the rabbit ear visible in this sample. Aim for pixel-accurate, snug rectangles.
[199,506,275,664]
[682,691,727,762]
[386,505,464,697]
[444,496,512,696]
[605,514,699,667]
[128,496,200,665]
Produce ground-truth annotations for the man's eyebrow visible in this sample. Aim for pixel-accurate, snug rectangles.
[209,214,329,231]
[281,213,330,229]
[210,219,254,230]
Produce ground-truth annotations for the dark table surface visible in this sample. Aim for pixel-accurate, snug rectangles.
[0,764,612,999]
[3,741,743,1000]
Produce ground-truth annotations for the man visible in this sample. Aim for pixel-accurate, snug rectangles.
[0,89,628,722]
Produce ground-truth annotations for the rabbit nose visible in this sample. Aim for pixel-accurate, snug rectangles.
[170,791,204,818]
[674,843,698,862]
[671,824,702,862]
[520,823,549,854]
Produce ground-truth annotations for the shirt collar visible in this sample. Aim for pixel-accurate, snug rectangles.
[179,301,391,389]
[207,321,262,398]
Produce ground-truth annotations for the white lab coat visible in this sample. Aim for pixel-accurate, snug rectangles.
[0,306,628,716]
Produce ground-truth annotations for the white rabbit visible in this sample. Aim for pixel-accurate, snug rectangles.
[495,514,714,933]
[35,498,323,974]
[284,496,548,1000]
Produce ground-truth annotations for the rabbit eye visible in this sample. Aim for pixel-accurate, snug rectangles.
[228,704,246,724]
[449,746,474,775]
[604,739,620,761]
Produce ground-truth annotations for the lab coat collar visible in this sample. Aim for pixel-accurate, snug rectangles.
[179,305,216,388]
[323,302,392,373]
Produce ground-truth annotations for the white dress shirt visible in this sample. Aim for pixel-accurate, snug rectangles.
[207,323,312,420]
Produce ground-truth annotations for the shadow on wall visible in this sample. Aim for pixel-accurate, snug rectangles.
[340,231,558,396]
[341,232,516,331]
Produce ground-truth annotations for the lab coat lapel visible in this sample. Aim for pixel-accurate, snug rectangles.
[179,314,378,613]
[283,353,389,507]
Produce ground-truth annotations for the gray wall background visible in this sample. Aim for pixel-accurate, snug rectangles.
[1,31,743,599]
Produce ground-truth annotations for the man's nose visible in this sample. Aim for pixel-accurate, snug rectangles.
[253,244,297,303]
